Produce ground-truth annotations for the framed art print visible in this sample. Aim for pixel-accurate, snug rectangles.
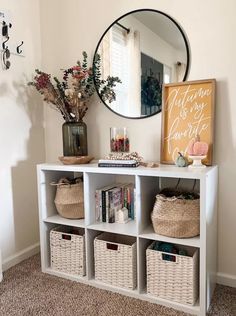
[161,79,216,165]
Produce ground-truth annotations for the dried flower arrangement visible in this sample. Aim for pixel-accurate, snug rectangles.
[28,52,121,122]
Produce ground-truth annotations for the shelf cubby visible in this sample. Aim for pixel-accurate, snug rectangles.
[42,222,87,281]
[85,172,135,226]
[138,237,200,315]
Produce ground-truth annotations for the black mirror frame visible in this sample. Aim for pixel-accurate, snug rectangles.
[93,8,190,120]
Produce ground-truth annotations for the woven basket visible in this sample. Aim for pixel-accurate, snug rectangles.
[146,242,199,305]
[151,192,200,238]
[54,178,84,219]
[50,226,86,276]
[94,232,137,290]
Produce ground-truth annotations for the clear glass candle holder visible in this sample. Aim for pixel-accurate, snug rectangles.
[110,127,129,153]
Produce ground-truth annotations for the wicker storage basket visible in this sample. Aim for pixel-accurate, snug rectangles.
[54,178,84,219]
[151,192,200,238]
[94,232,137,290]
[146,241,199,305]
[50,226,85,276]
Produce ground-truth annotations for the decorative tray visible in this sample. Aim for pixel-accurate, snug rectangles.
[58,156,94,165]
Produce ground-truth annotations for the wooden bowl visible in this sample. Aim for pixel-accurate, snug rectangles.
[58,156,94,165]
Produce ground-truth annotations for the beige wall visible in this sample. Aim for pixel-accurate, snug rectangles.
[0,0,45,266]
[40,0,236,279]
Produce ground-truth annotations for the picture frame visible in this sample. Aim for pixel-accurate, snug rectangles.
[161,79,216,165]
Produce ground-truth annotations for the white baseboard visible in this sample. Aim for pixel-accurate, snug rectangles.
[2,243,40,272]
[217,272,236,288]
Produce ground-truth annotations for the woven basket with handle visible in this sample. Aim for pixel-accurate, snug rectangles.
[53,178,84,219]
[151,183,200,238]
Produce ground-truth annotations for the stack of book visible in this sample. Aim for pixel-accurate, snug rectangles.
[98,159,139,168]
[95,183,135,223]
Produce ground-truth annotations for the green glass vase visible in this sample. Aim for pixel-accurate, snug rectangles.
[62,121,88,156]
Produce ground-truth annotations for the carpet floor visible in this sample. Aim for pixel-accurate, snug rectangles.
[0,255,235,316]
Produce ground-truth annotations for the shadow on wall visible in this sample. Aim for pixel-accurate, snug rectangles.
[85,94,102,158]
[214,79,236,273]
[0,78,45,254]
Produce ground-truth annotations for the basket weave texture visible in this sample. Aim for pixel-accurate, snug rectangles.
[146,242,199,305]
[94,233,137,290]
[151,193,200,238]
[50,226,85,276]
[54,179,84,219]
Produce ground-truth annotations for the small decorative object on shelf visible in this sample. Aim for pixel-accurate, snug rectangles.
[58,155,93,165]
[188,135,209,156]
[175,152,188,167]
[110,127,129,153]
[187,135,209,169]
[115,207,129,224]
[28,52,121,157]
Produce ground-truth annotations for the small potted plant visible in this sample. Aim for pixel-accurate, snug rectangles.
[28,52,121,157]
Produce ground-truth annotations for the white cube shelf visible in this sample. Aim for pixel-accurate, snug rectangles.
[37,163,218,316]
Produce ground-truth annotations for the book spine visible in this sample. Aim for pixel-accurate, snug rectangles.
[133,188,136,219]
[127,186,131,218]
[130,187,134,220]
[95,190,100,222]
[108,190,115,223]
[99,190,102,222]
[98,163,139,168]
[123,186,127,209]
[106,190,110,223]
[101,190,106,222]
[98,159,137,164]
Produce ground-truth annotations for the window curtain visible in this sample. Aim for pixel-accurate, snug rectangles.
[125,29,141,116]
[175,62,187,82]
[99,26,141,116]
[98,30,111,81]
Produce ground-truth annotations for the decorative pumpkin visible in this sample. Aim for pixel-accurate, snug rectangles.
[187,138,196,155]
[187,135,208,156]
[175,152,188,167]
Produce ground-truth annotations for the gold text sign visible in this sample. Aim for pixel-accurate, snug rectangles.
[161,79,216,165]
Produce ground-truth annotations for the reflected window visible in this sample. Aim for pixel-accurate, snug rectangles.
[164,65,172,84]
[141,53,162,116]
[110,26,129,114]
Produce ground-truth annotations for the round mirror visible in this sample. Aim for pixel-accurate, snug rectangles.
[93,9,190,119]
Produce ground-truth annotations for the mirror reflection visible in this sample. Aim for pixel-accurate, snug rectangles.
[94,10,189,119]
